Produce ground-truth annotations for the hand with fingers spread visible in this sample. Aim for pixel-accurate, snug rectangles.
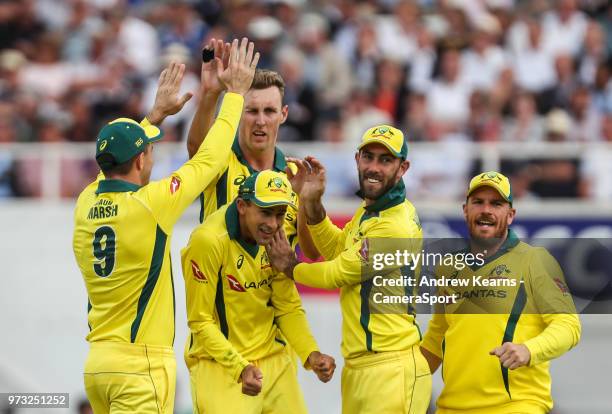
[307,351,336,383]
[490,342,531,370]
[265,228,299,279]
[200,38,231,96]
[240,364,263,396]
[147,61,194,125]
[218,37,260,96]
[286,156,326,202]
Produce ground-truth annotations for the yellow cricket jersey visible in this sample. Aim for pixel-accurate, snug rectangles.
[199,139,299,247]
[421,229,581,413]
[294,180,423,359]
[73,93,244,348]
[181,201,319,382]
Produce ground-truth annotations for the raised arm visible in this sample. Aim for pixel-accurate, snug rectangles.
[187,39,232,158]
[138,38,260,232]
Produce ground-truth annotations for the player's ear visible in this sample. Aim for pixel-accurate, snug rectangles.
[507,206,516,225]
[236,198,248,215]
[280,104,289,124]
[462,201,468,221]
[135,152,145,171]
[398,159,410,178]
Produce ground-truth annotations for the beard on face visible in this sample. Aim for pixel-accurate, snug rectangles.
[468,213,508,249]
[358,166,399,200]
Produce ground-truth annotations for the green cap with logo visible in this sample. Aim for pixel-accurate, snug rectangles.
[95,118,163,169]
[238,170,297,209]
[357,124,408,160]
[467,171,513,204]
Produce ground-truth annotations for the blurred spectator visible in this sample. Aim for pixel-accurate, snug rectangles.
[580,112,612,200]
[461,14,508,92]
[372,56,407,123]
[426,48,473,131]
[466,90,502,141]
[592,60,612,113]
[158,0,208,56]
[548,53,579,110]
[511,17,557,101]
[527,109,581,198]
[578,21,608,86]
[276,46,317,141]
[567,85,602,141]
[62,0,105,63]
[104,3,159,76]
[401,92,428,142]
[248,16,283,69]
[343,88,392,145]
[541,0,587,57]
[349,17,381,88]
[502,91,544,142]
[375,0,419,65]
[296,12,352,118]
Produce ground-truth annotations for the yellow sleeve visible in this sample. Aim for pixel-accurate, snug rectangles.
[523,248,581,365]
[307,215,350,260]
[270,274,319,369]
[181,227,250,382]
[295,218,419,289]
[137,92,244,233]
[420,312,449,359]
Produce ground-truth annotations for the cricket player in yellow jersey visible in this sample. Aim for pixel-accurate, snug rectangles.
[186,39,319,258]
[266,125,432,414]
[181,170,335,414]
[420,171,581,414]
[72,39,259,413]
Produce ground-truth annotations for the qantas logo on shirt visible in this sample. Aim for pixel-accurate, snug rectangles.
[553,277,570,295]
[227,274,246,292]
[226,274,275,292]
[170,176,181,194]
[191,260,207,283]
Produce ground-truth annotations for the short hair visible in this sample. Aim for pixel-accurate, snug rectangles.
[250,69,285,99]
[98,144,149,176]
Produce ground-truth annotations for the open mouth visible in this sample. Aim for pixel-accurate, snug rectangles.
[475,219,495,228]
[253,131,267,138]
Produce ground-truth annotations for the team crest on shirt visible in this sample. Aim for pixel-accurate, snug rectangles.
[488,264,511,277]
[191,260,207,283]
[170,176,181,194]
[227,274,246,292]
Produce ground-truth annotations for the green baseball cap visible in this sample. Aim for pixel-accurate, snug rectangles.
[95,118,163,169]
[238,170,297,209]
[357,124,408,160]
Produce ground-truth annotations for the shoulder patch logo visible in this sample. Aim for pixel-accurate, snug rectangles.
[227,274,246,292]
[553,277,570,295]
[170,176,181,194]
[191,260,207,283]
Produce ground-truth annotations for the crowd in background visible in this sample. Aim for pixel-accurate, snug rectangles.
[0,0,611,200]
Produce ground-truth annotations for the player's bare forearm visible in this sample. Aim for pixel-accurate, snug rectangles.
[297,205,320,259]
[187,92,221,158]
[420,346,442,373]
[304,197,326,225]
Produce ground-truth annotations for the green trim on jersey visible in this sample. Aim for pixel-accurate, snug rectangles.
[130,225,167,342]
[96,179,141,194]
[225,201,258,258]
[501,280,527,398]
[231,137,288,173]
[356,179,407,213]
[216,169,229,209]
[360,278,374,351]
[215,266,229,338]
[469,229,520,271]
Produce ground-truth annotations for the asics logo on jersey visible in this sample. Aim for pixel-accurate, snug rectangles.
[191,260,208,283]
[170,176,181,194]
[227,274,246,292]
[237,255,244,269]
[233,175,247,185]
